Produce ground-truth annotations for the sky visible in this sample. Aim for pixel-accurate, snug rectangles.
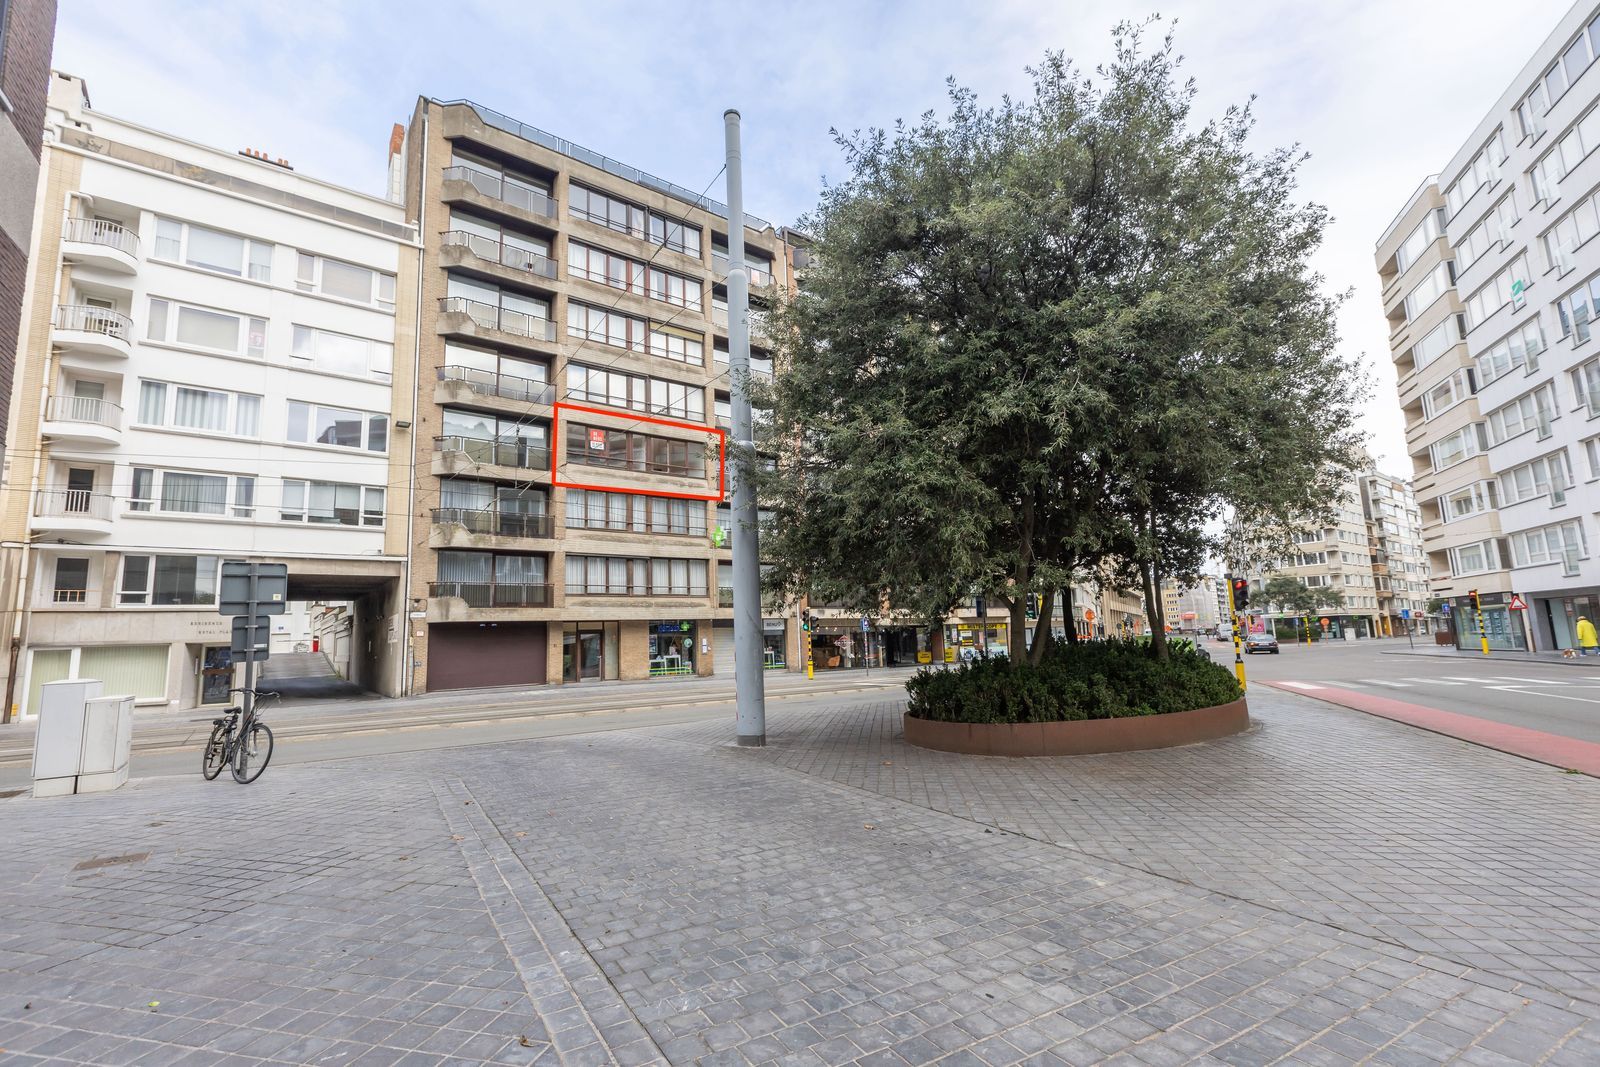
[52,0,1580,477]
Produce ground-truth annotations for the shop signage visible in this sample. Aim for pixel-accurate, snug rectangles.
[653,620,693,633]
[762,618,785,633]
[587,428,606,451]
[918,650,932,664]
[943,647,956,663]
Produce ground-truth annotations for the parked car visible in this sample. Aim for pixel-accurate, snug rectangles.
[1245,631,1279,654]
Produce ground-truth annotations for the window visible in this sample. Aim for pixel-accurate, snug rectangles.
[1529,151,1562,205]
[567,301,647,352]
[1395,209,1441,274]
[1584,435,1600,478]
[280,480,385,527]
[152,217,271,281]
[1439,482,1498,522]
[1544,197,1600,276]
[564,554,708,596]
[565,423,707,476]
[119,554,220,606]
[446,276,550,336]
[568,241,644,294]
[1475,319,1545,385]
[286,401,388,452]
[1448,539,1499,576]
[290,325,393,381]
[1410,315,1464,372]
[1430,423,1487,470]
[565,490,707,535]
[1444,130,1507,218]
[447,210,551,269]
[569,185,647,237]
[128,467,255,518]
[648,212,702,257]
[1458,192,1520,275]
[1509,520,1587,567]
[1574,359,1600,414]
[136,380,261,438]
[147,298,266,358]
[449,150,552,213]
[295,252,396,309]
[650,325,705,365]
[1421,368,1474,419]
[1485,384,1557,445]
[52,558,90,604]
[1403,261,1453,321]
[1500,451,1573,505]
[1465,255,1530,329]
[567,363,704,420]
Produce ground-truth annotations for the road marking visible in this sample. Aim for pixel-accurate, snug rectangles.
[1277,681,1325,690]
[1442,676,1493,683]
[1362,680,1412,688]
[1490,676,1568,685]
[1412,679,1465,685]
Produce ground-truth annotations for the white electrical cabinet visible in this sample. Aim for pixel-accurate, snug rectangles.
[31,680,134,797]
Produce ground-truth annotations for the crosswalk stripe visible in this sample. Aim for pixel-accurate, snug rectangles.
[1276,681,1325,690]
[1490,676,1568,685]
[1362,679,1411,688]
[1413,679,1464,685]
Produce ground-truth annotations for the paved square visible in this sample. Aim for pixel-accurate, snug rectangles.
[0,686,1596,1065]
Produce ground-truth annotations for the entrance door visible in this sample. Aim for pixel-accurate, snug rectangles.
[563,626,603,682]
[200,646,233,704]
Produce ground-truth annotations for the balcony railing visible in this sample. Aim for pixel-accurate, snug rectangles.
[440,166,558,218]
[439,297,556,341]
[55,304,133,341]
[440,231,557,279]
[34,488,112,520]
[432,507,553,539]
[434,435,549,470]
[713,253,773,288]
[63,217,140,258]
[45,394,122,427]
[438,365,554,404]
[429,581,553,608]
[564,447,708,479]
[52,588,89,604]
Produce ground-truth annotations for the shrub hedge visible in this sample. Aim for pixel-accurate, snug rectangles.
[905,637,1243,724]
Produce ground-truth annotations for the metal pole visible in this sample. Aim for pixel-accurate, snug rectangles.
[725,110,767,747]
[1226,576,1246,692]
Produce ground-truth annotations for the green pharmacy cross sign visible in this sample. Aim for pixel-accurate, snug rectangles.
[711,525,728,548]
[1511,278,1527,309]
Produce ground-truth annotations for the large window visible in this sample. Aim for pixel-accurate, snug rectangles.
[286,401,387,452]
[1421,368,1474,419]
[119,554,220,606]
[152,217,271,281]
[567,301,646,352]
[568,241,702,311]
[1430,424,1486,471]
[129,468,254,519]
[447,210,551,271]
[1405,262,1454,322]
[1544,191,1600,274]
[296,252,396,309]
[1500,451,1574,505]
[1464,254,1530,329]
[565,423,708,477]
[1509,520,1586,568]
[1439,482,1497,523]
[1458,192,1519,275]
[448,150,552,213]
[137,380,260,437]
[1444,130,1507,218]
[1448,539,1500,577]
[1485,384,1557,446]
[649,212,702,257]
[567,363,704,420]
[1573,358,1600,414]
[651,324,704,365]
[290,325,393,381]
[569,185,647,237]
[565,490,706,535]
[1394,209,1443,274]
[564,555,708,596]
[280,480,385,527]
[1410,315,1463,372]
[1475,319,1545,385]
[147,298,266,358]
[52,558,89,604]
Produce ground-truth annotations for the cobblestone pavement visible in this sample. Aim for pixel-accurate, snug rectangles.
[0,687,1595,1065]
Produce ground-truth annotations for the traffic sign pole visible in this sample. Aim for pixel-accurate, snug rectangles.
[1226,577,1246,692]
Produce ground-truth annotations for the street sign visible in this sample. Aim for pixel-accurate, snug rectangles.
[1084,608,1097,623]
[219,561,288,617]
[860,616,870,632]
[230,614,272,660]
[1319,617,1330,630]
[1441,602,1452,615]
[1400,608,1411,619]
[1509,594,1528,611]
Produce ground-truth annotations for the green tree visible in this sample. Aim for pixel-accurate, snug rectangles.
[1259,576,1345,616]
[759,20,1364,667]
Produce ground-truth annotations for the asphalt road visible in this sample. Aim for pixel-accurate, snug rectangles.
[1219,635,1600,743]
[0,670,914,791]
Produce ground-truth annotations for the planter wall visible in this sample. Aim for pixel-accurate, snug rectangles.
[903,697,1249,756]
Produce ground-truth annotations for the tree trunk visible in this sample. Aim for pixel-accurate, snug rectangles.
[1142,562,1168,662]
[1063,584,1079,645]
[1005,591,1025,668]
[1028,586,1056,665]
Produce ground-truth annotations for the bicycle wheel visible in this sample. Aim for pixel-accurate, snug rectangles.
[231,722,274,784]
[202,723,230,780]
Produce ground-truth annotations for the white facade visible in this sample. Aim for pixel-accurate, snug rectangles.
[3,74,417,716]
[1424,1,1600,648]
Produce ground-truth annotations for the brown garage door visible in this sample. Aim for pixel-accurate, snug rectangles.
[428,622,546,691]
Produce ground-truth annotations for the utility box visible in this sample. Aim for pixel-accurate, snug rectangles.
[31,680,134,798]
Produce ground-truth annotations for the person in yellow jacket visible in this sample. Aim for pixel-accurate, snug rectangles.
[1578,615,1598,655]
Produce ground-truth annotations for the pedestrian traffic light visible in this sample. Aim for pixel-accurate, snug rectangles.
[1231,577,1249,610]
[1025,594,1039,621]
[801,612,815,632]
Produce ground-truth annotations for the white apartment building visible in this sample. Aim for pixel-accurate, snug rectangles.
[1360,470,1432,633]
[1379,1,1600,651]
[0,73,419,718]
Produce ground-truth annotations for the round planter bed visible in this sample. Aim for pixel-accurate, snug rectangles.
[903,697,1249,756]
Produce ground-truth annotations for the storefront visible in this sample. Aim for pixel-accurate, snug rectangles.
[1447,593,1528,651]
[944,622,1009,660]
[561,622,618,682]
[649,620,696,676]
[761,618,787,668]
[879,625,930,666]
[1534,591,1600,651]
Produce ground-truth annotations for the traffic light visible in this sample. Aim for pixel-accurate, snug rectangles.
[1026,594,1039,621]
[801,612,815,632]
[1468,589,1481,612]
[1231,577,1250,611]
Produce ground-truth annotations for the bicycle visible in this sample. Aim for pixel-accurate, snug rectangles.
[202,688,277,784]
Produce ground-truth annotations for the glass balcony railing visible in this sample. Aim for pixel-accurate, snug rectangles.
[429,581,552,608]
[440,166,557,219]
[440,231,557,279]
[438,297,556,341]
[431,507,553,539]
[437,365,554,405]
[434,435,549,470]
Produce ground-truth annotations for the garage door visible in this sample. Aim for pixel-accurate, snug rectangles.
[713,622,735,675]
[428,622,546,691]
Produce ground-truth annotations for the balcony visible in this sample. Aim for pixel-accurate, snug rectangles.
[30,488,113,537]
[436,296,558,354]
[60,218,139,274]
[41,395,122,446]
[432,435,550,481]
[435,365,554,413]
[430,507,553,550]
[52,305,133,359]
[439,230,558,290]
[439,166,558,228]
[564,447,710,481]
[429,581,553,609]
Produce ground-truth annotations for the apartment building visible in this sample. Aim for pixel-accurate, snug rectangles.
[1378,1,1600,651]
[397,99,799,691]
[1360,469,1432,634]
[0,0,57,471]
[0,73,419,718]
[1161,576,1222,634]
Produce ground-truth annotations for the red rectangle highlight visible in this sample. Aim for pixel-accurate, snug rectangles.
[551,401,726,502]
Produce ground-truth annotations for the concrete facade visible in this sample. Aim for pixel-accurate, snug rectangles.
[0,74,420,718]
